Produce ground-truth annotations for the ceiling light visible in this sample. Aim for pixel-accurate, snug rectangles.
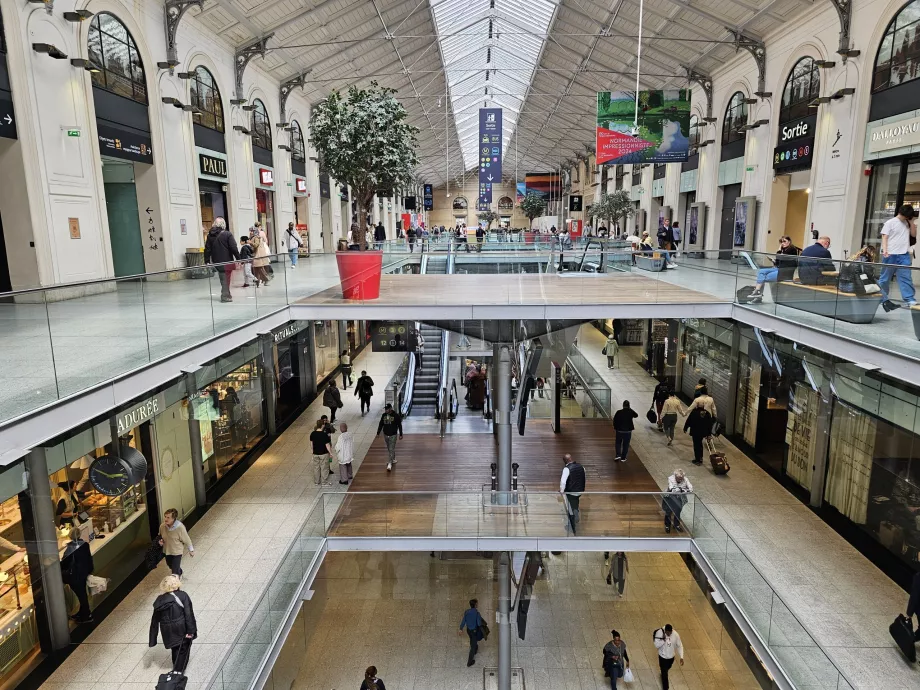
[754,91,772,99]
[815,60,835,68]
[230,98,248,106]
[32,43,67,59]
[156,60,180,69]
[241,104,256,112]
[63,9,93,21]
[70,58,100,73]
[176,72,192,80]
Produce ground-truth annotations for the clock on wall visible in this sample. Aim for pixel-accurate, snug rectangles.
[88,455,134,497]
[119,444,148,484]
[159,448,175,481]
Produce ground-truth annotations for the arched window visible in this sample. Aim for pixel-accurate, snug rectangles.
[189,66,224,132]
[290,120,305,162]
[688,114,700,150]
[498,196,513,210]
[780,57,820,123]
[452,196,468,210]
[87,13,147,105]
[721,91,748,145]
[873,0,920,92]
[251,99,272,151]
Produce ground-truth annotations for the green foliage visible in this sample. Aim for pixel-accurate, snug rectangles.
[592,190,634,226]
[477,210,498,228]
[309,82,420,248]
[518,192,547,221]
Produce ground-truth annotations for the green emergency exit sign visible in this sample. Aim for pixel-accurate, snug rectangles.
[66,129,81,137]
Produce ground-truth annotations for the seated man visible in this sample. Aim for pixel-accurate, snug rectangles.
[798,235,835,285]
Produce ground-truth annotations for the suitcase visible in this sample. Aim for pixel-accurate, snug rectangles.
[155,672,188,690]
[706,437,730,475]
[889,614,917,662]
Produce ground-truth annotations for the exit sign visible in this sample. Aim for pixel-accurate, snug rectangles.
[66,129,81,137]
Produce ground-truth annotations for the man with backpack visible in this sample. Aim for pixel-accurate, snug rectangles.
[653,624,684,690]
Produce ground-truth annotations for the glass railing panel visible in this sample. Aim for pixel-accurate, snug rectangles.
[0,294,58,421]
[45,277,150,399]
[145,266,216,361]
[255,254,290,316]
[722,538,774,642]
[208,259,259,336]
[688,498,728,577]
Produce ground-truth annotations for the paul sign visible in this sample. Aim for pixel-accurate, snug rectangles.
[199,153,228,179]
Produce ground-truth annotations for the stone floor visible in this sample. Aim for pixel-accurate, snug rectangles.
[271,551,760,690]
[37,347,405,690]
[576,324,920,690]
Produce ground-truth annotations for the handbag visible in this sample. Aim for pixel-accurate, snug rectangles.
[646,405,657,424]
[623,668,634,683]
[480,622,490,640]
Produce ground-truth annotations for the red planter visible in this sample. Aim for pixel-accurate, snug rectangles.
[335,250,383,300]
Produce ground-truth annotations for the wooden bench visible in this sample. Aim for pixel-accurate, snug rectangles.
[768,280,882,324]
[634,253,666,272]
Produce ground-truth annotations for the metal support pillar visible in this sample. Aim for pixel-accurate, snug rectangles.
[24,448,71,650]
[496,345,512,497]
[498,551,511,690]
[182,369,208,508]
[260,332,278,437]
[725,323,742,436]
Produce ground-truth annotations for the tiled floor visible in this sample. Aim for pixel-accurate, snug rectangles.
[576,324,920,689]
[271,551,760,690]
[37,347,405,690]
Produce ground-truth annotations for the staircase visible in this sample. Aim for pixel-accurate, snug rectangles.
[411,324,443,416]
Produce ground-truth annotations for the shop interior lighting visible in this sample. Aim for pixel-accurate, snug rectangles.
[63,9,93,21]
[815,60,836,68]
[70,58,100,73]
[229,98,247,106]
[32,43,67,59]
[832,87,856,98]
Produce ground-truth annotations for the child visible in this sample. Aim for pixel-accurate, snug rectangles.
[239,235,254,287]
[334,421,354,484]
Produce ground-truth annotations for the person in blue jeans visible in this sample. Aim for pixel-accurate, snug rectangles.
[879,204,917,311]
[612,400,638,461]
[458,598,485,666]
[746,236,799,303]
[602,629,630,688]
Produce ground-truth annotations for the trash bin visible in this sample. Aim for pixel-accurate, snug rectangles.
[185,248,211,279]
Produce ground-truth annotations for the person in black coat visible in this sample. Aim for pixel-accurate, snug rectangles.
[652,381,671,430]
[907,569,920,640]
[798,236,835,285]
[323,380,343,423]
[374,222,387,250]
[61,529,94,622]
[203,218,241,302]
[355,370,375,415]
[683,405,712,466]
[360,665,386,690]
[150,574,197,672]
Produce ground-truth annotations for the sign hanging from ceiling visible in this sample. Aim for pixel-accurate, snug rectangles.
[478,108,502,208]
[595,90,691,166]
[423,183,433,210]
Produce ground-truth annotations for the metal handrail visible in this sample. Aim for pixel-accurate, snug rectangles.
[483,377,493,420]
[450,378,459,419]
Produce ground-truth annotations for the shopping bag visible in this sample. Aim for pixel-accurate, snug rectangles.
[623,668,634,683]
[86,574,109,596]
[145,539,164,570]
[889,614,917,662]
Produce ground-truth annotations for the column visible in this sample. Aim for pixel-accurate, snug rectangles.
[23,448,70,650]
[494,344,512,495]
[725,323,742,435]
[498,551,511,690]
[809,361,835,508]
[260,332,278,437]
[182,369,208,507]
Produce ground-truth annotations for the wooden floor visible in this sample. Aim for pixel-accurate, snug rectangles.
[328,420,676,539]
[297,272,723,306]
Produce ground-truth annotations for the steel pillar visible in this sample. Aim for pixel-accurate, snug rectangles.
[182,369,208,507]
[498,551,511,690]
[496,345,512,496]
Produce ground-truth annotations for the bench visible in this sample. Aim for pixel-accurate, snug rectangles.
[634,253,666,272]
[768,280,882,324]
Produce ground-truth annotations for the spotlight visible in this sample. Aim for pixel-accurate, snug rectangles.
[815,60,836,68]
[233,125,251,135]
[63,9,93,21]
[176,72,192,80]
[241,104,256,112]
[230,98,248,106]
[278,144,292,152]
[32,43,67,59]
[156,60,180,69]
[275,121,289,128]
[754,91,772,99]
[832,87,856,98]
[70,58,100,73]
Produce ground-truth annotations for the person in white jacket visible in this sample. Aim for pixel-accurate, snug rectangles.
[334,422,354,484]
[653,624,684,690]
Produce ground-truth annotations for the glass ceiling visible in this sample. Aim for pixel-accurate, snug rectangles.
[431,0,559,174]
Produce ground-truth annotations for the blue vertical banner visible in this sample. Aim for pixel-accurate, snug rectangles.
[423,184,433,211]
[478,108,502,208]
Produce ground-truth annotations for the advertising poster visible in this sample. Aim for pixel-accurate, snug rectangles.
[688,206,699,245]
[734,200,748,247]
[596,90,691,165]
[524,173,561,199]
[516,182,527,202]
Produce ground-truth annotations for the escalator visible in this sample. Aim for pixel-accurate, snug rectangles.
[411,323,443,416]
[425,254,448,274]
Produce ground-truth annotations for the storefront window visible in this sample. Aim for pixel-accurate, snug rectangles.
[346,320,369,356]
[864,162,904,247]
[677,320,732,424]
[192,358,265,490]
[313,321,339,384]
[872,0,920,92]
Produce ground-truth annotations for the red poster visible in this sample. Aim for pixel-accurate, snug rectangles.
[596,128,655,165]
[401,213,411,230]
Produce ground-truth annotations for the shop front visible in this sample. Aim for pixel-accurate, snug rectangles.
[254,165,277,251]
[863,113,920,247]
[345,320,370,357]
[293,177,310,255]
[313,320,340,385]
[676,319,733,425]
[272,321,311,426]
[197,149,229,242]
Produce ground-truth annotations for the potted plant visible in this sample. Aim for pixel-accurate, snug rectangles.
[593,190,635,237]
[477,210,498,230]
[518,193,547,243]
[309,82,419,299]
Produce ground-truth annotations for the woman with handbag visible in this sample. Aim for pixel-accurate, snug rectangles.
[250,235,271,287]
[602,629,630,688]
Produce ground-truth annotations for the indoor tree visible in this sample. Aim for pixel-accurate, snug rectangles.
[592,190,634,235]
[309,82,419,249]
[477,210,498,229]
[519,192,547,224]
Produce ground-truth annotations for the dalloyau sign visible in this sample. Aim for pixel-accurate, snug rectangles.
[199,153,228,179]
[867,114,920,154]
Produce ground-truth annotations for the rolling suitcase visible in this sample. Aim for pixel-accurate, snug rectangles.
[706,437,730,475]
[889,614,917,662]
[155,671,188,690]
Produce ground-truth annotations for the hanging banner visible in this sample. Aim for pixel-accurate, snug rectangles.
[596,90,691,165]
[423,183,433,210]
[479,108,502,207]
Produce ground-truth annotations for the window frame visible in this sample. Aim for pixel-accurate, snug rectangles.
[251,98,272,151]
[779,57,820,124]
[87,12,148,105]
[872,0,920,93]
[688,114,700,150]
[290,120,306,162]
[189,66,224,133]
[721,91,749,146]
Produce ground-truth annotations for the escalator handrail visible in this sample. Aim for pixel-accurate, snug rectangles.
[400,321,421,417]
[450,378,459,418]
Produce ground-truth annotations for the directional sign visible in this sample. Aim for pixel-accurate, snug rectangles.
[0,90,17,141]
[478,108,502,205]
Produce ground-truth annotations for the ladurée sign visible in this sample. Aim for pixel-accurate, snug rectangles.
[116,393,166,434]
[867,115,920,154]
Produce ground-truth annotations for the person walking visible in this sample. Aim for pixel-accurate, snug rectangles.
[310,419,334,486]
[407,225,416,253]
[906,566,920,641]
[683,402,713,465]
[661,392,684,446]
[203,217,240,303]
[61,527,95,622]
[149,574,197,673]
[239,235,255,288]
[158,508,194,577]
[377,403,403,471]
[360,666,387,690]
[612,400,638,461]
[323,380,343,423]
[879,204,918,311]
[605,551,628,597]
[374,221,386,250]
[559,453,585,535]
[285,222,302,267]
[340,350,353,389]
[251,233,271,286]
[692,386,717,418]
[334,422,354,485]
[663,469,693,533]
[602,629,630,688]
[355,370,374,415]
[652,380,671,431]
[653,624,684,690]
[458,598,486,667]
[603,333,619,369]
